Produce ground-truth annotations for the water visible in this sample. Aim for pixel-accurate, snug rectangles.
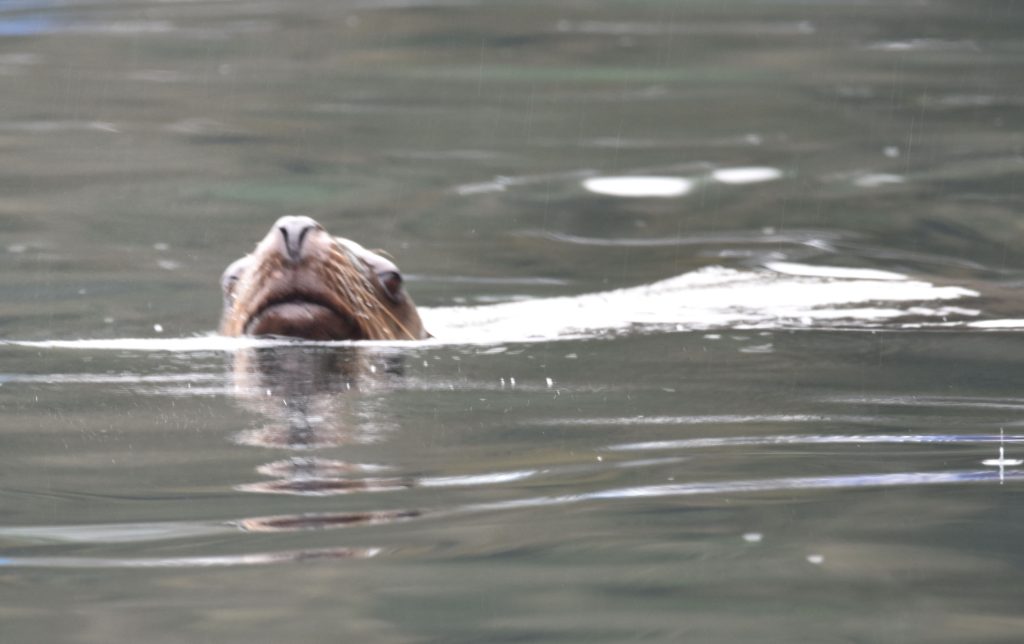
[3,0,1024,641]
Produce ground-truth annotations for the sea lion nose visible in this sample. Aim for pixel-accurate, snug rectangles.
[274,215,320,263]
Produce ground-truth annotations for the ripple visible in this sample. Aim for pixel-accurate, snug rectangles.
[456,469,1022,517]
[555,20,815,37]
[2,335,272,352]
[236,477,413,496]
[765,262,906,281]
[540,414,838,427]
[0,372,221,385]
[0,547,381,569]
[65,21,176,35]
[604,433,1024,452]
[0,521,231,545]
[825,395,1024,411]
[0,120,119,133]
[854,173,905,188]
[240,457,690,498]
[525,228,845,248]
[2,461,1017,569]
[867,39,980,52]
[256,457,392,477]
[454,169,597,196]
[423,275,569,286]
[420,470,541,487]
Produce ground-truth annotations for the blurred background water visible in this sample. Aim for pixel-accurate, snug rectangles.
[3,1,1024,642]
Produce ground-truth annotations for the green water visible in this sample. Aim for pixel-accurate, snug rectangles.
[3,1,1024,642]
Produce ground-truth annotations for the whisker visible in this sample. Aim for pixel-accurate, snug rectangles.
[221,226,423,340]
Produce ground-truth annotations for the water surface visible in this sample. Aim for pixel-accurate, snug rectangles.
[3,1,1024,642]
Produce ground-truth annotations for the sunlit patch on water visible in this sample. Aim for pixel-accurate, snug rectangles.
[582,175,695,198]
[853,173,905,188]
[579,167,782,197]
[710,166,784,184]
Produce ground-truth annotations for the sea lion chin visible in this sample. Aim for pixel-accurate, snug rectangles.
[220,215,428,341]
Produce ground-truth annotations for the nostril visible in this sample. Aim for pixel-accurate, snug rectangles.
[271,215,321,263]
[280,223,308,262]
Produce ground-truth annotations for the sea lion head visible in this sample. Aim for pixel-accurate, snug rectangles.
[220,215,427,340]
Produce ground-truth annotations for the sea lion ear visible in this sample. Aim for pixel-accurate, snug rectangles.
[377,270,405,303]
[221,255,252,303]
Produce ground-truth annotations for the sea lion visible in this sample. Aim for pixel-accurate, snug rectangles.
[220,215,427,340]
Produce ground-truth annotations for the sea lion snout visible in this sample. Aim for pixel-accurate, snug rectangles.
[254,214,332,266]
[220,216,428,341]
[268,215,323,264]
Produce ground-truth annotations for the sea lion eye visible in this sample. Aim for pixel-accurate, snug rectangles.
[378,270,404,303]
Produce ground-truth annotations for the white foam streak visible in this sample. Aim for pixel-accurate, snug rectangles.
[423,264,978,343]
[2,263,980,350]
[969,319,1024,329]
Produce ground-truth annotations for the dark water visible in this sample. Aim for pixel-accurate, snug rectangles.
[4,1,1024,642]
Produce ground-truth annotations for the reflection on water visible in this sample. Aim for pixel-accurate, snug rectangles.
[238,510,420,533]
[4,0,1024,641]
[4,330,1024,641]
[228,345,411,499]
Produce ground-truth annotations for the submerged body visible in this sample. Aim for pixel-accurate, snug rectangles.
[220,215,427,340]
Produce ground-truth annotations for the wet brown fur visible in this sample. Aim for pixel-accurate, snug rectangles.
[221,221,426,340]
